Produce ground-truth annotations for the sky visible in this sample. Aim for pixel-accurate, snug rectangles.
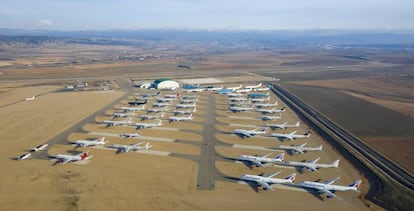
[1,0,413,30]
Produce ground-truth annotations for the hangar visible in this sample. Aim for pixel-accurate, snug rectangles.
[154,78,179,90]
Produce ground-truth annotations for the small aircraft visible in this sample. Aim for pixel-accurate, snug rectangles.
[261,114,282,121]
[71,137,107,148]
[120,133,141,138]
[254,101,278,108]
[16,152,31,160]
[283,157,340,172]
[228,97,249,102]
[147,107,168,113]
[156,97,175,102]
[229,106,254,112]
[240,171,296,192]
[108,142,152,153]
[237,152,284,167]
[30,144,48,152]
[248,92,270,98]
[140,92,160,98]
[276,142,323,154]
[257,107,286,114]
[176,103,196,108]
[134,120,163,129]
[24,96,36,101]
[232,128,268,138]
[235,88,252,93]
[169,114,193,122]
[103,118,133,127]
[139,112,164,120]
[113,111,135,118]
[245,82,262,89]
[269,130,311,140]
[173,108,196,115]
[250,96,271,103]
[53,151,93,164]
[121,105,145,112]
[181,95,198,99]
[265,121,300,130]
[299,177,361,200]
[152,102,171,107]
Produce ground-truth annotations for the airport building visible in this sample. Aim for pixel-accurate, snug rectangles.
[153,78,179,90]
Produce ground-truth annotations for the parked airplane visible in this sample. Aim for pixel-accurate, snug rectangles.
[235,88,252,93]
[153,102,171,107]
[113,111,135,118]
[299,177,361,200]
[228,97,249,102]
[169,114,193,122]
[283,157,340,172]
[147,107,168,113]
[253,87,270,92]
[229,100,250,107]
[53,151,93,164]
[254,102,278,108]
[181,95,198,99]
[164,93,180,98]
[265,121,300,130]
[232,128,268,138]
[250,96,271,102]
[269,130,311,140]
[108,142,152,153]
[248,92,270,98]
[128,99,147,106]
[226,85,242,91]
[237,152,284,167]
[139,112,164,120]
[173,108,196,115]
[186,88,204,93]
[121,105,145,112]
[261,114,282,121]
[24,96,36,101]
[257,107,286,114]
[276,142,323,154]
[72,137,107,148]
[120,133,141,138]
[245,83,262,89]
[156,97,175,102]
[229,106,254,112]
[205,86,223,91]
[16,152,31,160]
[134,120,163,129]
[141,92,160,98]
[30,144,48,152]
[103,118,133,127]
[176,103,196,108]
[226,92,245,97]
[240,171,296,191]
[180,98,198,103]
[217,89,234,94]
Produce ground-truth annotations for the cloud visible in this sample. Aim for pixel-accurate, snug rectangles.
[36,19,53,27]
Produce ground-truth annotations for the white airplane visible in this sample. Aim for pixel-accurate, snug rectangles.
[164,94,179,99]
[299,177,361,200]
[147,107,168,113]
[173,108,196,115]
[134,120,163,129]
[229,101,250,107]
[269,130,311,140]
[250,96,270,103]
[229,106,254,112]
[113,111,135,118]
[156,97,175,102]
[254,102,278,108]
[226,85,242,91]
[169,114,193,122]
[103,118,133,127]
[228,97,249,102]
[276,142,323,154]
[24,96,35,101]
[237,152,284,167]
[232,128,268,138]
[180,98,198,103]
[72,137,107,148]
[245,82,262,89]
[261,114,282,121]
[176,103,196,108]
[108,142,152,153]
[235,88,252,93]
[121,105,145,112]
[16,152,31,160]
[139,112,164,120]
[141,92,160,98]
[253,87,270,92]
[153,102,171,107]
[283,157,340,172]
[225,92,244,97]
[257,107,286,114]
[181,95,198,99]
[186,88,204,93]
[240,171,296,192]
[205,86,223,91]
[120,133,141,138]
[53,151,93,164]
[30,144,48,152]
[265,121,300,130]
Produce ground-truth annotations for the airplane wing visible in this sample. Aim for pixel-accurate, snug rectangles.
[260,152,273,158]
[61,158,71,164]
[258,181,274,191]
[263,170,281,178]
[291,148,304,154]
[252,160,264,167]
[305,166,319,172]
[309,157,320,164]
[323,177,341,185]
[321,189,341,200]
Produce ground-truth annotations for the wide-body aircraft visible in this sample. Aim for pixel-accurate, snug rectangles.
[250,96,270,103]
[229,106,254,112]
[245,82,262,89]
[282,157,340,172]
[147,107,168,113]
[173,108,196,115]
[265,121,300,130]
[261,114,282,121]
[299,177,361,200]
[240,171,296,191]
[108,142,152,153]
[113,111,135,118]
[103,118,133,127]
[237,152,284,167]
[134,120,162,129]
[139,112,164,120]
[176,103,196,108]
[257,107,285,114]
[254,101,278,108]
[276,142,323,154]
[152,102,171,107]
[121,105,145,112]
[169,114,192,122]
[120,133,141,138]
[269,130,310,140]
[53,151,93,164]
[232,128,268,138]
[248,91,269,98]
[71,137,107,148]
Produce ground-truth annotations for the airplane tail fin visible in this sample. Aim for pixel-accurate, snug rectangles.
[295,121,300,127]
[81,151,89,160]
[274,153,285,162]
[348,180,362,191]
[317,145,323,151]
[145,142,152,150]
[304,131,311,137]
[285,173,296,183]
[332,160,340,168]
